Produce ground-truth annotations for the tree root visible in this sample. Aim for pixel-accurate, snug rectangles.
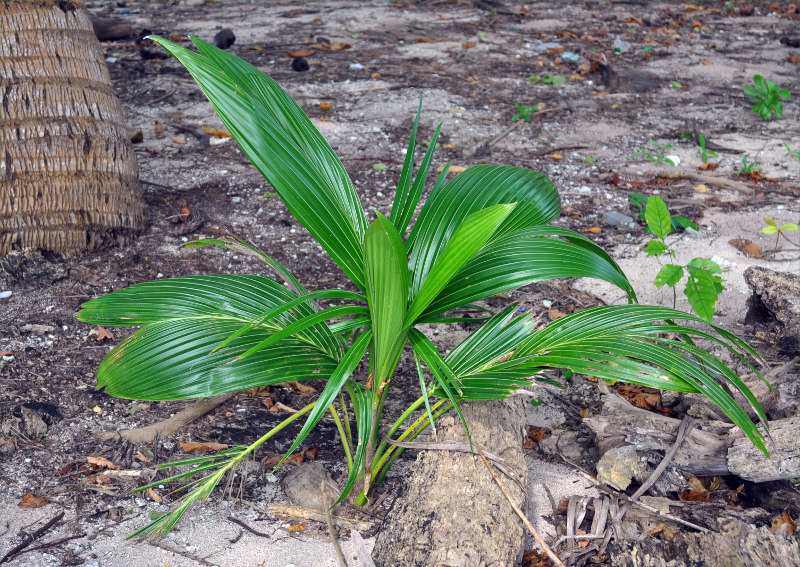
[96,393,236,444]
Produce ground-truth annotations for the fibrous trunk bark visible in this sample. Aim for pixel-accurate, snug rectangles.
[1,0,145,257]
[373,398,528,567]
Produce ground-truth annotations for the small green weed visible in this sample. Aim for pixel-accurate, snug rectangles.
[695,133,718,164]
[737,156,762,175]
[582,156,597,163]
[744,75,791,121]
[511,103,540,123]
[526,74,567,86]
[783,142,800,162]
[644,196,723,322]
[762,218,799,257]
[671,81,683,89]
[633,141,677,166]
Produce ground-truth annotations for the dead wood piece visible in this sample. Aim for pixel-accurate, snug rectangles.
[373,399,528,567]
[642,169,755,193]
[606,516,800,567]
[744,267,800,355]
[268,504,374,532]
[97,393,235,444]
[586,394,800,490]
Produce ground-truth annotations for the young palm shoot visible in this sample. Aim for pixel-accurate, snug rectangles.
[77,36,770,537]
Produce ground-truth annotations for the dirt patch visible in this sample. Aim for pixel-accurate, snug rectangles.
[2,1,799,566]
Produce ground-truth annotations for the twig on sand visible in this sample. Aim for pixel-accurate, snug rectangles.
[147,540,217,566]
[478,449,566,567]
[643,169,755,194]
[268,504,374,532]
[559,454,709,534]
[0,511,65,565]
[226,516,274,538]
[323,481,349,567]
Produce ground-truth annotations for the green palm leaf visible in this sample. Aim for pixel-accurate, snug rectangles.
[364,212,409,383]
[151,36,367,288]
[514,305,768,454]
[389,96,443,237]
[406,203,515,323]
[407,165,560,295]
[422,226,634,318]
[97,319,338,400]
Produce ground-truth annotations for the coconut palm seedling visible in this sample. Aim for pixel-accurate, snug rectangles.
[77,36,770,537]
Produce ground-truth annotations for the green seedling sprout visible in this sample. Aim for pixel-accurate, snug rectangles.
[762,218,799,257]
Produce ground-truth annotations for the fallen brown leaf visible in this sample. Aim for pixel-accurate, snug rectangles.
[728,238,762,258]
[303,447,318,460]
[245,45,263,51]
[180,441,230,453]
[288,523,305,533]
[462,42,476,49]
[286,49,315,58]
[417,38,436,43]
[319,102,332,110]
[147,487,163,503]
[770,512,795,534]
[679,476,713,502]
[330,42,350,51]
[698,162,718,171]
[583,227,602,234]
[18,492,48,508]
[548,308,567,320]
[201,126,232,139]
[168,134,186,145]
[155,121,167,134]
[88,456,119,470]
[288,381,317,395]
[95,326,115,341]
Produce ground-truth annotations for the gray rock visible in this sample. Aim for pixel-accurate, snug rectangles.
[280,462,340,511]
[602,211,638,231]
[744,266,799,354]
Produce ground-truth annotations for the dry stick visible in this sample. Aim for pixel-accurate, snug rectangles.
[559,454,709,534]
[268,505,373,532]
[98,393,235,443]
[643,168,755,194]
[147,540,216,566]
[0,511,64,565]
[226,516,273,538]
[630,416,696,502]
[323,482,349,567]
[477,449,566,567]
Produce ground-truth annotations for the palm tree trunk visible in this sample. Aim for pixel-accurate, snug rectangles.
[1,0,145,257]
